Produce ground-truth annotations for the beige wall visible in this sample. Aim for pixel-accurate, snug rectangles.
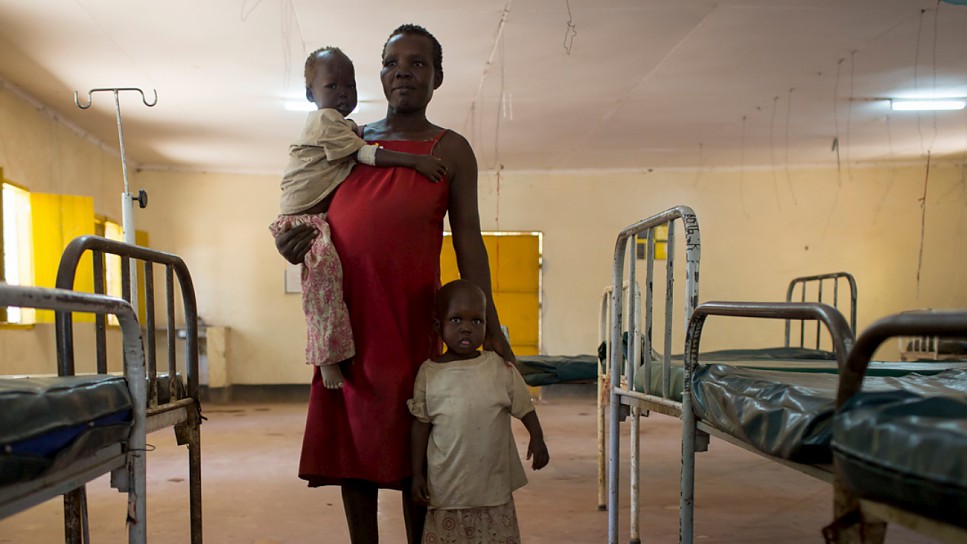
[3,81,966,382]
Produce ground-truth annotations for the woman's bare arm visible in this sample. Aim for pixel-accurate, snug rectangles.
[443,132,516,363]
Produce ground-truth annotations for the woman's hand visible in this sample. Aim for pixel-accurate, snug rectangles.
[274,223,317,264]
[485,327,517,364]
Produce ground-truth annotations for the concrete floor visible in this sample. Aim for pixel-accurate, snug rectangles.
[0,387,937,543]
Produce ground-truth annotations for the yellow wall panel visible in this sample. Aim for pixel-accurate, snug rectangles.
[440,233,541,356]
[30,193,95,322]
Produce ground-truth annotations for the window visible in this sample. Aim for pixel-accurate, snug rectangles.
[2,181,35,324]
[95,217,125,299]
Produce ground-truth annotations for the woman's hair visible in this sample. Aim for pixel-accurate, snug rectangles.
[383,24,443,77]
[304,46,348,87]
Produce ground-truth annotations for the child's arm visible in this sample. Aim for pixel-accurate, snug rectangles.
[521,411,550,470]
[357,145,447,183]
[410,419,432,505]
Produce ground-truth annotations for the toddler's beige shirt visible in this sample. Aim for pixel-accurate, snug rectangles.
[408,351,535,509]
[278,108,366,214]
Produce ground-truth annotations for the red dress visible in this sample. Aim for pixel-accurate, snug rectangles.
[299,131,448,488]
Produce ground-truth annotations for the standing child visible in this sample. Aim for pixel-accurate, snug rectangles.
[408,279,550,543]
[269,46,447,389]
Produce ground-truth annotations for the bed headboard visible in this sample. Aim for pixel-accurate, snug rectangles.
[784,272,857,350]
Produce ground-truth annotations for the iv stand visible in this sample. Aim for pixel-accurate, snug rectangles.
[74,88,156,314]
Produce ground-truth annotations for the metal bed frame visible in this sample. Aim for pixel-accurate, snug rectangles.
[603,206,866,543]
[678,301,852,544]
[606,205,700,543]
[54,235,203,543]
[785,272,858,350]
[0,285,148,543]
[825,310,967,544]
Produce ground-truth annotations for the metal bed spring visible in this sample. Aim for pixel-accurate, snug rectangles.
[0,285,148,544]
[607,205,700,544]
[785,272,858,349]
[53,235,202,544]
[678,301,852,544]
[826,310,967,544]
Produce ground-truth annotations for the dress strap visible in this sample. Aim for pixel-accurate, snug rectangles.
[431,128,449,144]
[430,128,449,152]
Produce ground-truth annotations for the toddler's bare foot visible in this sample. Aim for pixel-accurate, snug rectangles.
[320,364,344,389]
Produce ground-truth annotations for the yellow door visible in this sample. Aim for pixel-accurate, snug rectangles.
[440,232,541,356]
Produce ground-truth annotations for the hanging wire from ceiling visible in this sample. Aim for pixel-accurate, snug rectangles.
[739,115,750,217]
[769,95,782,209]
[240,0,265,21]
[783,88,798,206]
[462,0,513,162]
[914,2,943,300]
[832,57,845,185]
[238,1,307,95]
[871,113,897,226]
[563,0,578,55]
[280,0,308,92]
[846,50,857,184]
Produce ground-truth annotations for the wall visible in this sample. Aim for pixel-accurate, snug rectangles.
[136,160,966,385]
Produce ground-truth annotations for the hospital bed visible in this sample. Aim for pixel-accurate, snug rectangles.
[53,234,203,543]
[825,309,967,544]
[0,285,148,543]
[604,206,966,543]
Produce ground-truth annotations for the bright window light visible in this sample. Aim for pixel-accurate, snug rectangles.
[103,220,123,325]
[891,99,966,111]
[2,182,35,324]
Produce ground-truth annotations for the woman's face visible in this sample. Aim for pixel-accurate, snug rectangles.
[380,33,441,113]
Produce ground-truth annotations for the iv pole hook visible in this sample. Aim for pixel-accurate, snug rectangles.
[73,87,157,313]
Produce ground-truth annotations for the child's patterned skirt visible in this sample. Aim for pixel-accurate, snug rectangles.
[422,500,519,544]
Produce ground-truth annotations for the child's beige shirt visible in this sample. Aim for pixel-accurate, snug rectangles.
[278,108,366,214]
[407,350,535,509]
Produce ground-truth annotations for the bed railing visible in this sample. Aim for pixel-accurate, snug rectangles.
[53,235,202,544]
[0,285,148,544]
[785,272,857,350]
[828,310,967,544]
[607,205,700,544]
[680,301,854,544]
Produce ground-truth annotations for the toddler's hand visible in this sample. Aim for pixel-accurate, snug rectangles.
[527,437,549,470]
[415,155,447,183]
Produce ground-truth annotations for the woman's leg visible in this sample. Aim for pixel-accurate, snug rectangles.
[341,480,379,543]
[401,479,426,544]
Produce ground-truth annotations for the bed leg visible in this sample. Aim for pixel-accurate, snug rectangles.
[630,405,641,544]
[63,487,88,544]
[598,372,607,511]
[822,483,886,544]
[680,393,696,544]
[182,408,204,544]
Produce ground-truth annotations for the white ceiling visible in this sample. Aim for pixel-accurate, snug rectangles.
[1,0,966,174]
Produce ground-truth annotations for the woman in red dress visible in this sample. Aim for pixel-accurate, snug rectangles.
[275,24,515,543]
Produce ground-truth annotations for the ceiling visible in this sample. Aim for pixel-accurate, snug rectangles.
[1,0,966,174]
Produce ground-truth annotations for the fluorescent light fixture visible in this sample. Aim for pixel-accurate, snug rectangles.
[891,99,966,111]
[284,100,316,112]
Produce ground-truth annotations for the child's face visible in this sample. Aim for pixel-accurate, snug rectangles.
[307,52,357,117]
[438,290,487,358]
